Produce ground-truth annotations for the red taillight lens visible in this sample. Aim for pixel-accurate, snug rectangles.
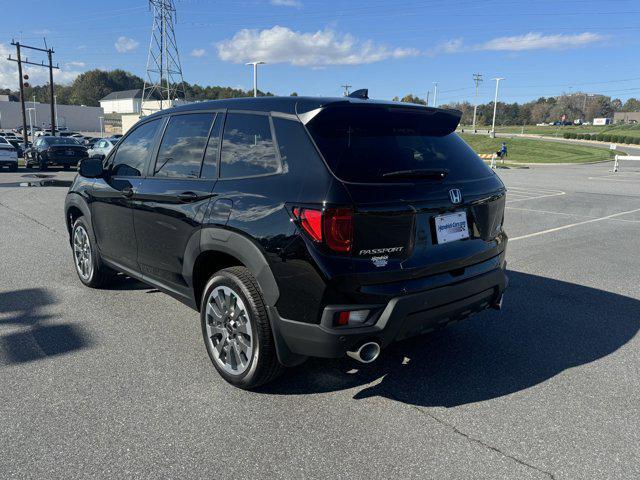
[295,208,323,242]
[324,208,353,253]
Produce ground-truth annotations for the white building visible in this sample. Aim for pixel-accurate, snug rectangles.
[99,89,142,114]
[0,98,104,132]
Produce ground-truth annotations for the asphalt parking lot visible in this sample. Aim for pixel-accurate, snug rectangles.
[1,161,639,479]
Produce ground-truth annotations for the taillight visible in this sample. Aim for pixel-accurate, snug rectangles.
[292,206,354,254]
[293,207,323,242]
[324,208,353,253]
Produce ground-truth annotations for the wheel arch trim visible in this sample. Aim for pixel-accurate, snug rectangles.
[195,227,280,307]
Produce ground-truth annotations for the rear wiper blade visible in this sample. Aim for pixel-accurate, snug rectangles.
[382,168,449,179]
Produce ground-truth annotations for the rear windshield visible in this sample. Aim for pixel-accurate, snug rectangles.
[305,105,492,183]
[45,137,81,145]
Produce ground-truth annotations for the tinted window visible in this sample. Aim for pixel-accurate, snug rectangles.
[111,119,161,177]
[220,113,279,178]
[201,113,223,179]
[154,113,214,178]
[306,106,492,183]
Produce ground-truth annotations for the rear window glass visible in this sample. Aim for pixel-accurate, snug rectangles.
[45,137,81,145]
[306,106,492,183]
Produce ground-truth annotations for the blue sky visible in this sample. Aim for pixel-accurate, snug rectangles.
[1,0,639,104]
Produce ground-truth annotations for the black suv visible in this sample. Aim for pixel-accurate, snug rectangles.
[27,136,88,170]
[65,97,508,389]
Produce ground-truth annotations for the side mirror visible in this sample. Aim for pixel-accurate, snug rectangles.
[79,157,105,178]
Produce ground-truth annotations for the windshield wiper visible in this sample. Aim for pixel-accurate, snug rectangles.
[382,168,449,179]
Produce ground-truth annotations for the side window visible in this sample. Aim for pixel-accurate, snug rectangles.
[97,141,105,148]
[200,113,223,179]
[220,113,279,178]
[154,113,215,178]
[111,119,161,177]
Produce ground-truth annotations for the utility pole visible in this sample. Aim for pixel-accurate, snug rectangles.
[432,82,438,107]
[341,83,352,97]
[7,40,59,139]
[7,42,29,145]
[472,73,483,132]
[245,61,266,97]
[491,77,504,138]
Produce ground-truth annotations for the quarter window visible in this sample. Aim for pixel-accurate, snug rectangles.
[220,113,279,178]
[111,119,161,177]
[201,113,223,179]
[154,113,215,178]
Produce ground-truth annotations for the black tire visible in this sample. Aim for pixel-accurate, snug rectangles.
[201,266,283,389]
[71,217,115,288]
[9,164,18,172]
[38,154,47,171]
[63,164,70,170]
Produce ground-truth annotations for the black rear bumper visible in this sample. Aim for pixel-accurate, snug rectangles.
[268,267,507,365]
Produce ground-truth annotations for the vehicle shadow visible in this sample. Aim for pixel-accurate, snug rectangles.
[0,288,94,366]
[260,271,640,407]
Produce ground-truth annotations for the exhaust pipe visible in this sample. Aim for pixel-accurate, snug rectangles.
[346,341,381,364]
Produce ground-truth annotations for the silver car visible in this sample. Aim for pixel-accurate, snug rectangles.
[87,138,116,159]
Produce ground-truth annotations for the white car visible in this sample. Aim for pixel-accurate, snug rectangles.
[0,137,18,171]
[87,138,116,159]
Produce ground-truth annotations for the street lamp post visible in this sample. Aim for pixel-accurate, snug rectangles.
[54,94,59,131]
[99,116,104,138]
[26,108,35,140]
[491,77,505,138]
[432,82,438,107]
[245,61,266,97]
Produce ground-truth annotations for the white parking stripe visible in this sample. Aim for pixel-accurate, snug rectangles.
[509,208,640,242]
[507,191,566,203]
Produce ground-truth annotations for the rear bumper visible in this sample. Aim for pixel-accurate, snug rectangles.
[268,267,507,363]
[0,160,17,166]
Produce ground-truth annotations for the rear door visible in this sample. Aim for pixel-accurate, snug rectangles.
[132,111,221,292]
[304,104,506,281]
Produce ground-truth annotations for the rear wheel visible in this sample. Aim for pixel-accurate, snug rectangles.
[71,217,115,288]
[201,267,283,389]
[9,164,17,172]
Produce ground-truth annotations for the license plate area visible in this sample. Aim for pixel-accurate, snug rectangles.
[434,211,469,244]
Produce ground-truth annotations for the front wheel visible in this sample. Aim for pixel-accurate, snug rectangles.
[201,267,283,389]
[71,217,115,288]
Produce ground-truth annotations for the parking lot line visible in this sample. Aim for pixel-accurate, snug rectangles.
[507,191,566,203]
[509,207,640,242]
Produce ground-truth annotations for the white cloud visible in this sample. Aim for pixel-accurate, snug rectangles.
[429,32,606,56]
[216,26,419,67]
[66,61,86,68]
[190,48,206,57]
[0,43,84,88]
[270,0,302,7]
[115,36,139,53]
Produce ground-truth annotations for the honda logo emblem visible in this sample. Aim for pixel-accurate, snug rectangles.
[449,189,462,204]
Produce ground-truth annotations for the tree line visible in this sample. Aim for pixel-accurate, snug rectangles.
[1,68,638,126]
[393,93,640,126]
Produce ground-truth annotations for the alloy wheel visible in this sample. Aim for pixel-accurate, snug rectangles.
[73,225,93,281]
[204,286,254,375]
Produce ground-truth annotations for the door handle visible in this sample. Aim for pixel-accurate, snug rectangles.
[177,191,199,203]
[122,186,134,198]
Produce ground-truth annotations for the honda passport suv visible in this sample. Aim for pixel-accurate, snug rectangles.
[65,95,508,389]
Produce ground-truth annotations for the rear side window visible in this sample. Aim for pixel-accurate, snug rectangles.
[220,113,279,178]
[200,113,223,179]
[305,106,492,183]
[154,113,215,178]
[111,119,161,177]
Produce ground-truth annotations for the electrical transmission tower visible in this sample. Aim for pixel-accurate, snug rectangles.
[472,73,483,132]
[142,0,186,115]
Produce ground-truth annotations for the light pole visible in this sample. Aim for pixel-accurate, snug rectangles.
[54,94,59,131]
[99,116,104,138]
[432,82,438,107]
[32,96,38,130]
[245,61,266,97]
[490,77,504,138]
[26,108,35,140]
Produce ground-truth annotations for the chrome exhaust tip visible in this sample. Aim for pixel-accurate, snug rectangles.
[346,341,381,364]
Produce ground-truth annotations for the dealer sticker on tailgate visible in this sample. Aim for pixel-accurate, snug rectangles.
[434,211,469,244]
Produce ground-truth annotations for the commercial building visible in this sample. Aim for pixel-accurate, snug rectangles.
[99,89,142,114]
[613,112,640,124]
[0,97,103,132]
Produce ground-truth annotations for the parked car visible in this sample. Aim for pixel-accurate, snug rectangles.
[87,138,117,159]
[0,137,18,171]
[0,131,19,140]
[26,136,88,170]
[84,137,99,148]
[64,96,508,389]
[7,139,31,158]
